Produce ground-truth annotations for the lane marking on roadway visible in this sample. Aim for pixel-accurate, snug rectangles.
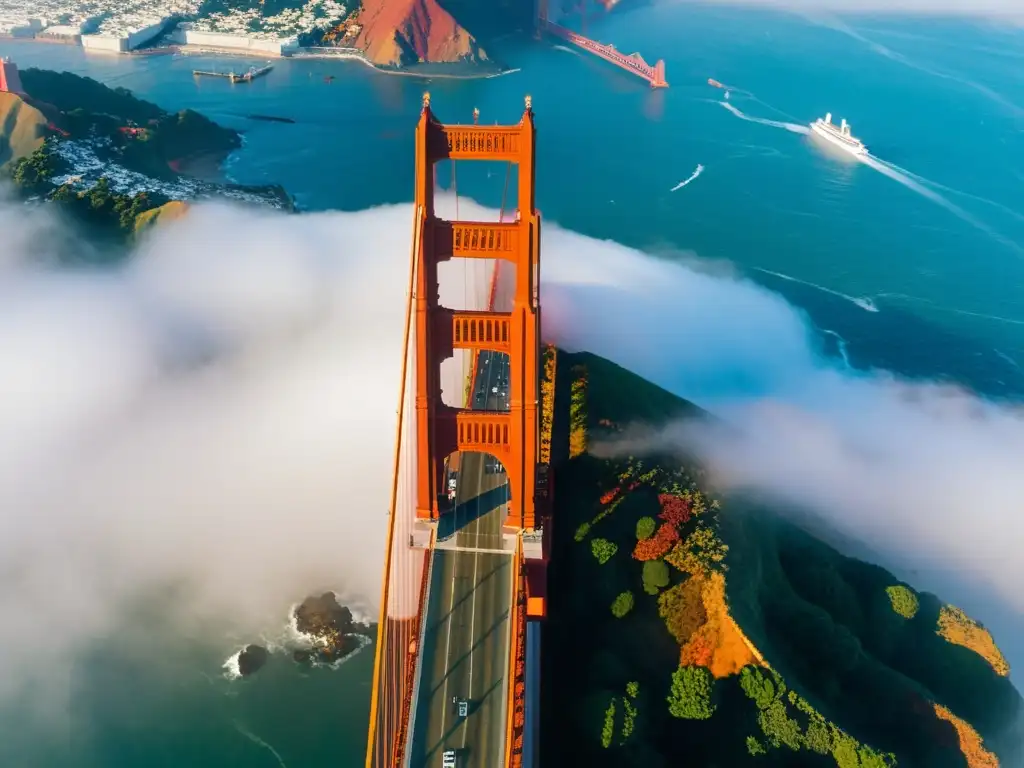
[436,545,515,556]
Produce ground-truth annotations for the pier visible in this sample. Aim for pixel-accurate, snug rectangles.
[192,63,272,84]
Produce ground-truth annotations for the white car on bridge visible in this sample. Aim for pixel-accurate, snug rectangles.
[441,749,457,767]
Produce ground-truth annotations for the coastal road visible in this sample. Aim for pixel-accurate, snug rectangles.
[408,350,514,768]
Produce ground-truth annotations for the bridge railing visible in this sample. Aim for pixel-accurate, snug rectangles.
[399,525,436,767]
[505,534,528,767]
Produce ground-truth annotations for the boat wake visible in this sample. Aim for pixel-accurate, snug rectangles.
[233,722,289,768]
[857,154,1024,258]
[670,164,704,192]
[821,328,854,370]
[551,44,579,55]
[754,268,878,313]
[715,92,1023,258]
[873,159,1024,228]
[718,102,809,135]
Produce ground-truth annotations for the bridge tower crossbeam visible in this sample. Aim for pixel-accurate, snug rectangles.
[413,93,542,533]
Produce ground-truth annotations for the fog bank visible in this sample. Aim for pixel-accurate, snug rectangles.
[539,227,1024,681]
[3,193,1022,725]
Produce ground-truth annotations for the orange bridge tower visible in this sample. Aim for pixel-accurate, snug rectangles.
[413,92,541,532]
[0,57,27,97]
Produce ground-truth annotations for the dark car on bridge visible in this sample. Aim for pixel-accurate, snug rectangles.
[451,696,469,718]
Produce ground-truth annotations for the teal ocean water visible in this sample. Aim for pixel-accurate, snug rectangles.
[3,4,1024,765]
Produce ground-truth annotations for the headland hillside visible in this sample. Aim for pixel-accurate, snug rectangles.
[0,66,291,244]
[541,348,1021,768]
[0,0,527,74]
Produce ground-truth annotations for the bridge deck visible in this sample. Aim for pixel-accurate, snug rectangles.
[407,352,514,768]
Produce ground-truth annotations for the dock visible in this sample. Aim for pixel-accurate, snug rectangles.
[193,63,273,84]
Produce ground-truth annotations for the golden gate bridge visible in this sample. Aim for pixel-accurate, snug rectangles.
[537,0,668,88]
[365,94,551,768]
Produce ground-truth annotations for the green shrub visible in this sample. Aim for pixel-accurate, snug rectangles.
[642,559,670,595]
[626,681,639,698]
[574,522,591,542]
[885,584,919,619]
[600,699,616,748]
[740,666,780,710]
[591,538,618,564]
[758,700,802,750]
[636,516,656,540]
[804,718,832,754]
[621,696,637,742]
[611,591,634,618]
[832,732,860,768]
[746,736,767,756]
[667,665,715,720]
[12,143,64,194]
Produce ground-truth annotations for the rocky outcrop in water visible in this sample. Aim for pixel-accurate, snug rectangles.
[237,644,269,677]
[292,591,371,665]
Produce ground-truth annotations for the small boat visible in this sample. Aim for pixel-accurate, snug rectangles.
[247,113,295,124]
[810,112,867,156]
[708,78,724,88]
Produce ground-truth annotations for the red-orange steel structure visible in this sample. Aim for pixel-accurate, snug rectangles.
[536,0,667,88]
[413,92,542,532]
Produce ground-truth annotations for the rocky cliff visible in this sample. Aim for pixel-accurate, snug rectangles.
[354,0,488,67]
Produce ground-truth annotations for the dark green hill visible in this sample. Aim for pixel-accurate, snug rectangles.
[1,69,289,246]
[541,350,1018,768]
[18,68,240,181]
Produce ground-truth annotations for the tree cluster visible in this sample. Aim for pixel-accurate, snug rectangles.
[632,522,679,561]
[591,538,618,565]
[642,560,669,595]
[48,176,166,238]
[885,585,919,620]
[667,665,716,720]
[657,493,692,526]
[10,141,64,194]
[610,591,634,618]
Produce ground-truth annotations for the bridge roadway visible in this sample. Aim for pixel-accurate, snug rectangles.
[408,350,514,768]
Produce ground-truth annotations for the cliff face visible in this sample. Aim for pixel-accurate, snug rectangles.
[543,350,1021,768]
[354,0,488,67]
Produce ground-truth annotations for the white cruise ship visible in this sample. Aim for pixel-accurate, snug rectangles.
[810,112,867,156]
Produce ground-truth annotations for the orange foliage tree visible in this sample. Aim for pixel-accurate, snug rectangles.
[632,522,680,561]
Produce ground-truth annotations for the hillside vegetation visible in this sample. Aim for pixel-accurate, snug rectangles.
[18,68,240,180]
[541,351,1020,768]
[0,70,287,244]
[0,92,48,170]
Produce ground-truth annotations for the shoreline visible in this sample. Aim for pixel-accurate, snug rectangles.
[1,35,519,81]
